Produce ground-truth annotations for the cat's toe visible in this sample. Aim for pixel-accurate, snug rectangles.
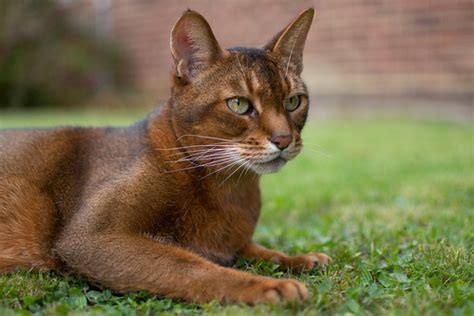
[260,279,309,303]
[310,252,332,266]
[285,252,332,273]
[239,278,309,304]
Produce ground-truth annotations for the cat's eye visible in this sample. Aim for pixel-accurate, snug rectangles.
[226,97,251,115]
[284,95,301,112]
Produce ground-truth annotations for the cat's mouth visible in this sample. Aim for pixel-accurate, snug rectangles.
[232,141,302,175]
[250,157,288,174]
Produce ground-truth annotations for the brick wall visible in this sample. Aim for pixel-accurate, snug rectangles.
[69,0,473,109]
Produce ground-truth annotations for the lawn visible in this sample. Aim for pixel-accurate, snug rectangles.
[0,110,473,315]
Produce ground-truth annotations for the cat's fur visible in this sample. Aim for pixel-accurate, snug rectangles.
[0,8,330,303]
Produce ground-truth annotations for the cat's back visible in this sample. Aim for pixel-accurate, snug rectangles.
[0,127,97,180]
[1,122,146,176]
[1,127,82,178]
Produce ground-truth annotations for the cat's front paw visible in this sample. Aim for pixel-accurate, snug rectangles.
[282,252,332,273]
[236,278,309,304]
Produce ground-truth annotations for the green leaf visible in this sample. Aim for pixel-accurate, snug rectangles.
[21,295,37,307]
[346,298,361,314]
[391,271,411,283]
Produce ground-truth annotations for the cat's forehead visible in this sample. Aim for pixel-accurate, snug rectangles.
[227,47,280,73]
[222,48,305,97]
[227,47,267,58]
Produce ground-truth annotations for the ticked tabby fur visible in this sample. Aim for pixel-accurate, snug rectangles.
[0,8,331,303]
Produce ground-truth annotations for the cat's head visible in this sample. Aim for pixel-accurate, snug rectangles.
[168,9,314,175]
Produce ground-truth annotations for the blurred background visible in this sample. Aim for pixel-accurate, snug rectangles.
[0,0,472,121]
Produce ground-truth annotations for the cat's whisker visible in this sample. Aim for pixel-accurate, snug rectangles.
[196,151,238,161]
[169,148,235,162]
[297,141,333,158]
[246,160,257,176]
[297,151,332,162]
[219,155,259,186]
[176,146,235,155]
[297,151,316,161]
[181,146,238,160]
[186,152,230,162]
[156,143,235,151]
[237,159,254,183]
[168,147,233,160]
[302,147,333,158]
[173,151,236,164]
[177,134,235,143]
[218,160,248,187]
[198,156,238,168]
[165,144,238,167]
[236,165,246,183]
[165,155,238,173]
[199,156,244,181]
[161,145,236,162]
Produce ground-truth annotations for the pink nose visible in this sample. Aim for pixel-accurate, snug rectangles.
[269,133,292,150]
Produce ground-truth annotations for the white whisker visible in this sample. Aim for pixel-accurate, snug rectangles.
[156,143,234,151]
[165,156,237,173]
[237,159,254,183]
[173,152,235,163]
[199,157,244,181]
[219,161,247,187]
[302,147,332,158]
[177,134,234,143]
[168,147,233,157]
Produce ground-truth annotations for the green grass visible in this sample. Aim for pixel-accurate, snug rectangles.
[0,110,473,315]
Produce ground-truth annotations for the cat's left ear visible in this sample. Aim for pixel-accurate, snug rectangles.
[170,10,224,82]
[264,8,314,74]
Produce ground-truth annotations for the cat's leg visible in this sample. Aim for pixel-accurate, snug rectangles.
[55,232,309,304]
[239,242,331,273]
[0,178,58,273]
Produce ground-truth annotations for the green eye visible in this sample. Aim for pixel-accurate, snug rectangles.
[226,97,251,115]
[284,95,301,111]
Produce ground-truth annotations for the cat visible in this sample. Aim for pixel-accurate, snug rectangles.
[0,8,331,304]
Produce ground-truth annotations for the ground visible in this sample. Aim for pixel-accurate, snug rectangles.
[0,110,472,315]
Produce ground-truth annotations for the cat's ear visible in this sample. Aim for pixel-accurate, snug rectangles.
[264,8,314,74]
[170,10,223,82]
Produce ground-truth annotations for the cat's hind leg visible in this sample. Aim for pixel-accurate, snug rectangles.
[0,177,58,273]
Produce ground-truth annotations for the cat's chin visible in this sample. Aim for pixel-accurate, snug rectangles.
[250,157,287,175]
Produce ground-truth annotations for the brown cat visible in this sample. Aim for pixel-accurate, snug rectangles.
[0,8,330,304]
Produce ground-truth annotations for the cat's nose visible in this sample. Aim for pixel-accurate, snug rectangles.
[269,133,292,150]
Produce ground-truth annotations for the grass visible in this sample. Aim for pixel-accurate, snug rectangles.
[0,110,473,315]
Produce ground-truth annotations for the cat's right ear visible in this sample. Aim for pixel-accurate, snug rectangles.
[264,8,314,74]
[170,10,223,83]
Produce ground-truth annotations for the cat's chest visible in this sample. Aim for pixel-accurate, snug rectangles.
[151,184,261,265]
[185,202,260,265]
[183,192,260,264]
